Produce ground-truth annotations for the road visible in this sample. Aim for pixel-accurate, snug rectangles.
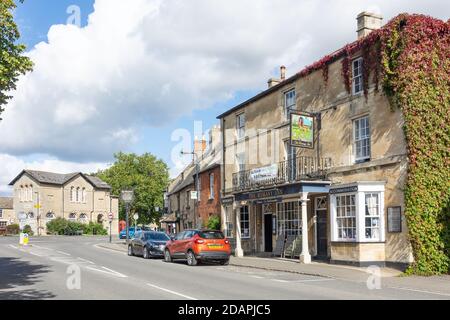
[0,236,449,300]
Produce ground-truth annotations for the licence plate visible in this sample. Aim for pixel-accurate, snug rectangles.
[208,244,223,248]
[159,245,165,250]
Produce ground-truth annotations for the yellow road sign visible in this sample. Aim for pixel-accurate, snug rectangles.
[34,204,41,209]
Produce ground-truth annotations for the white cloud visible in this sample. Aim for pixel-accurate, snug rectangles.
[0,0,448,167]
[0,153,108,195]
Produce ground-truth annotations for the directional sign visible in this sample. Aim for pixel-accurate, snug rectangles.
[133,213,139,220]
[34,204,41,209]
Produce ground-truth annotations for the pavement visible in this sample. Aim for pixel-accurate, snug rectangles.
[1,236,450,300]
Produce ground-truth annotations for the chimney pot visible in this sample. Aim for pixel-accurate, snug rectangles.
[357,11,383,39]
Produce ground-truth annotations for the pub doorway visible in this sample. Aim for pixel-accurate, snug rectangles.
[315,196,328,259]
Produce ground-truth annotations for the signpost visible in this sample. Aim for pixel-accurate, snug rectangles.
[18,212,27,246]
[108,213,113,243]
[190,191,198,200]
[133,213,139,238]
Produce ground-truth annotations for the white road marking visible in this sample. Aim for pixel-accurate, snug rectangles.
[86,266,128,278]
[146,283,198,300]
[56,250,71,256]
[77,257,95,264]
[250,275,264,279]
[293,279,335,283]
[271,279,289,283]
[8,245,19,250]
[28,251,45,257]
[388,286,450,297]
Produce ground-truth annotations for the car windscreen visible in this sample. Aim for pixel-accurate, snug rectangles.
[145,232,170,241]
[198,231,225,239]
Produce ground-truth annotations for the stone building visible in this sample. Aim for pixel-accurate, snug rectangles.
[9,170,119,236]
[217,12,412,267]
[166,125,222,232]
[0,197,15,231]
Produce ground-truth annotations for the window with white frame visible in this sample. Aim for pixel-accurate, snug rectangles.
[276,201,300,236]
[331,183,385,243]
[28,185,33,202]
[284,89,296,119]
[236,113,246,140]
[0,209,3,219]
[240,206,250,238]
[209,173,215,199]
[69,213,77,221]
[335,194,357,240]
[197,177,201,202]
[354,116,370,162]
[236,153,245,172]
[82,188,86,203]
[70,187,75,202]
[76,187,80,203]
[365,193,381,240]
[224,206,233,238]
[352,57,363,95]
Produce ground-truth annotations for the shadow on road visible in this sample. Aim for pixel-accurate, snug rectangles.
[0,257,55,300]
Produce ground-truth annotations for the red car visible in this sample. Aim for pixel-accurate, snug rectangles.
[164,229,231,266]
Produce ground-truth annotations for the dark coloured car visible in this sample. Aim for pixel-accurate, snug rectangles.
[128,231,171,259]
[164,230,231,266]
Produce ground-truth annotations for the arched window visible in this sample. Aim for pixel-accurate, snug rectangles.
[97,214,104,224]
[20,186,24,202]
[82,188,86,203]
[70,187,75,202]
[76,187,81,203]
[29,185,33,202]
[46,212,55,220]
[69,213,77,221]
[79,213,88,223]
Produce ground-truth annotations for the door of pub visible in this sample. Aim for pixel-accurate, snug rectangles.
[264,214,273,252]
[315,196,328,258]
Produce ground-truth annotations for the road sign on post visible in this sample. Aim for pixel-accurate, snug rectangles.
[108,213,113,243]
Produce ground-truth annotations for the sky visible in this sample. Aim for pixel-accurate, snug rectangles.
[0,0,448,195]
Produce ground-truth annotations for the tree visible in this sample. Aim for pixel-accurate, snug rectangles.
[96,152,170,225]
[0,0,33,120]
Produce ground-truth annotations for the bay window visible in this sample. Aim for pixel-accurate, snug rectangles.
[331,182,385,243]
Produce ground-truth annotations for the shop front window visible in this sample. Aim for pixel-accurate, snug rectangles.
[335,195,356,240]
[331,183,385,243]
[365,193,380,240]
[224,206,233,238]
[240,206,250,238]
[276,201,300,236]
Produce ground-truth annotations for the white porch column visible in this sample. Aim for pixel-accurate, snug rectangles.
[235,203,244,257]
[299,192,311,264]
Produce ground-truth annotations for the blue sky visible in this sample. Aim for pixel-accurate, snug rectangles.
[0,0,447,195]
[13,0,256,170]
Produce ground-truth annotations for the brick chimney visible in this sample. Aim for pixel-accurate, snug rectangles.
[357,12,383,39]
[194,135,207,157]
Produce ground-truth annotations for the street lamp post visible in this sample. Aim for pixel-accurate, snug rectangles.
[120,190,134,244]
[181,150,199,229]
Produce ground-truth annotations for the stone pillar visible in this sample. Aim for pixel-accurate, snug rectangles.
[235,203,244,257]
[299,192,311,264]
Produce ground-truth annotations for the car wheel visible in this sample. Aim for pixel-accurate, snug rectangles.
[164,249,172,263]
[128,245,134,256]
[220,259,229,266]
[186,250,198,266]
[143,247,149,259]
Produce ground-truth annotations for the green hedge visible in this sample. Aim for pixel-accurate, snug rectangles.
[46,218,107,236]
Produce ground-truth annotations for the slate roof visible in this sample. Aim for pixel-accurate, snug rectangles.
[0,197,13,209]
[9,170,111,190]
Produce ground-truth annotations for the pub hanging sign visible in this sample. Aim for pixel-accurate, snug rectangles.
[290,112,314,149]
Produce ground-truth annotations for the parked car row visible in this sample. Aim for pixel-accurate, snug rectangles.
[127,229,231,266]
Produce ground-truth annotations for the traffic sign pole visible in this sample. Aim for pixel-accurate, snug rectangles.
[108,213,113,243]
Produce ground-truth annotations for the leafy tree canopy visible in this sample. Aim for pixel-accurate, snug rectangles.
[96,152,170,225]
[0,0,33,119]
